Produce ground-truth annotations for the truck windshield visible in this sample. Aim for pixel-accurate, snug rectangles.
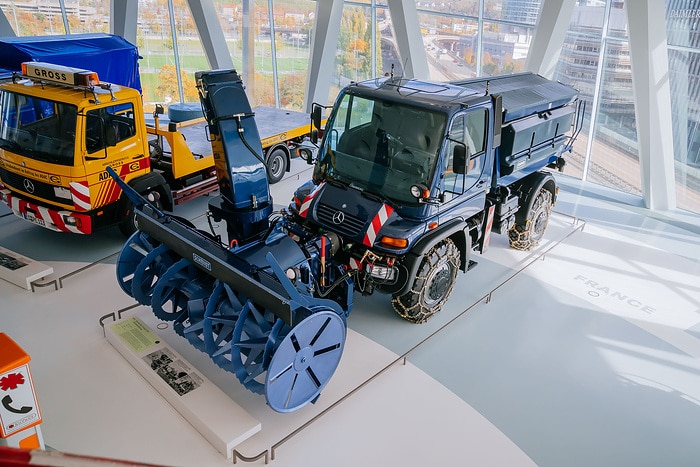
[318,93,446,204]
[0,90,77,166]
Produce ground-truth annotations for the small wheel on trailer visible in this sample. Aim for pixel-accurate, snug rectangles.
[149,140,164,162]
[391,238,460,324]
[266,147,287,184]
[508,187,552,251]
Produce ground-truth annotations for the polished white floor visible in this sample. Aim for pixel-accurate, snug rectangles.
[1,161,699,466]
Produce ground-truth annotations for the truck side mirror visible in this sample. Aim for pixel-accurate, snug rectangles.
[311,105,323,131]
[453,144,469,174]
[491,94,502,148]
[310,128,319,145]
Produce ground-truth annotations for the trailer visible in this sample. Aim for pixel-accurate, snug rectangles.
[0,61,319,235]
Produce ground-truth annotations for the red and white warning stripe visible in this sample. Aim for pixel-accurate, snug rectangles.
[362,203,394,247]
[9,196,90,234]
[482,203,496,252]
[348,257,363,270]
[70,181,91,211]
[298,182,324,218]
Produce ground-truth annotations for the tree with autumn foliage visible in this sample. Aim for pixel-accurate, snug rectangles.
[338,7,381,81]
[155,64,200,104]
[279,73,306,109]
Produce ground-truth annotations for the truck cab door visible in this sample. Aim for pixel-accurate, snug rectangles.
[81,101,147,210]
[440,108,489,222]
[83,104,138,156]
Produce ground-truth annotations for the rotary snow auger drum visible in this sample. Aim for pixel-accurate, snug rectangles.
[110,69,353,413]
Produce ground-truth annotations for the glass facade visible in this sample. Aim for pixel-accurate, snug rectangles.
[666,0,700,212]
[553,2,642,196]
[1,0,698,213]
[415,1,538,81]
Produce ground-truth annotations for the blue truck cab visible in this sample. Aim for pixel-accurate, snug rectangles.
[293,72,581,323]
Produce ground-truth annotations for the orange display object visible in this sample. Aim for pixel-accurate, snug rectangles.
[0,333,42,449]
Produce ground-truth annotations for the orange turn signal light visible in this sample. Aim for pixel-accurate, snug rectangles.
[379,236,408,248]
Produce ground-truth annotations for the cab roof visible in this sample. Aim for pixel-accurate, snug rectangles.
[348,72,579,123]
[0,77,140,108]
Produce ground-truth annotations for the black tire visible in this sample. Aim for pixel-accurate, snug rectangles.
[266,147,287,184]
[391,238,460,324]
[118,191,163,237]
[508,187,552,251]
[118,200,139,237]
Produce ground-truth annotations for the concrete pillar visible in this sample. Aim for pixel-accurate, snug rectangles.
[303,0,344,112]
[386,0,428,79]
[525,0,575,78]
[627,0,676,210]
[187,0,234,70]
[242,0,255,104]
[0,8,16,36]
[0,10,14,36]
[110,0,138,45]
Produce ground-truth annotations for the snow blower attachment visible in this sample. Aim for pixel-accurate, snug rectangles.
[111,69,352,413]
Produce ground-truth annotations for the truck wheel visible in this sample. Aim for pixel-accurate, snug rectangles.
[508,187,552,251]
[391,238,460,324]
[266,148,287,184]
[118,191,163,237]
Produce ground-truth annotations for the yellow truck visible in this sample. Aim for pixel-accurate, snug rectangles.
[0,61,314,235]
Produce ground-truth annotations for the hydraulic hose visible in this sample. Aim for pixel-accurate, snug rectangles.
[232,113,267,166]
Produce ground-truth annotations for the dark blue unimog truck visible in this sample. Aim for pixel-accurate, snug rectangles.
[296,72,582,323]
[113,70,581,411]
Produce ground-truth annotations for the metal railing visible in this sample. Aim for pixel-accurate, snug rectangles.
[234,212,586,464]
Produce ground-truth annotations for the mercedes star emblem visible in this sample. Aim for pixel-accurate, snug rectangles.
[23,179,35,194]
[332,211,345,224]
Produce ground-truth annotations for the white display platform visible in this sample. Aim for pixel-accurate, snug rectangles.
[105,316,261,459]
[0,246,53,290]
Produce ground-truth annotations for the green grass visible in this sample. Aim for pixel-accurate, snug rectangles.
[138,51,310,104]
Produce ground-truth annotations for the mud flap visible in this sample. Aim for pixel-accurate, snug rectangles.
[479,202,496,254]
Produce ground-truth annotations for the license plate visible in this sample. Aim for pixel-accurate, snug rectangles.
[24,212,46,227]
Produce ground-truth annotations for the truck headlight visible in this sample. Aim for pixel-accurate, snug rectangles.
[62,215,81,228]
[367,264,396,281]
[54,186,72,200]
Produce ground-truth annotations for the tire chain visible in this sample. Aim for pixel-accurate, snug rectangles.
[508,189,552,251]
[391,239,460,324]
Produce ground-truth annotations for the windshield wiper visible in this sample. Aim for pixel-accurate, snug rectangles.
[360,189,384,203]
[0,139,22,152]
[327,178,348,189]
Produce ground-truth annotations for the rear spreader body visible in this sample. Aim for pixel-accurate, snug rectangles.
[112,69,580,411]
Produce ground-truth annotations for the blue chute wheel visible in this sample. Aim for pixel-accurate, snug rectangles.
[130,243,177,306]
[150,258,214,323]
[116,232,166,299]
[231,301,288,395]
[201,280,246,372]
[116,231,186,309]
[265,310,346,413]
